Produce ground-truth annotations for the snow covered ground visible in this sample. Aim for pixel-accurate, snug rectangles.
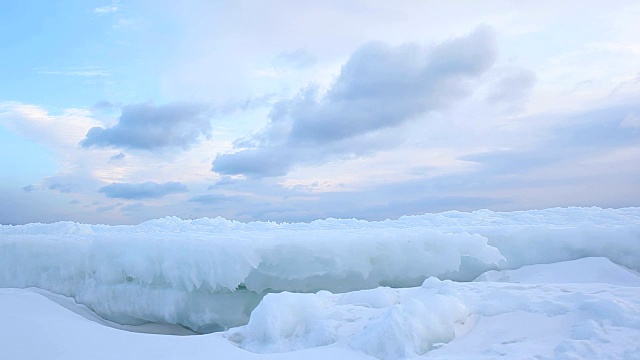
[1,207,639,359]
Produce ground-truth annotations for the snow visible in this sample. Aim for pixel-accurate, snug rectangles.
[1,207,640,359]
[475,256,640,286]
[224,257,640,359]
[0,288,372,360]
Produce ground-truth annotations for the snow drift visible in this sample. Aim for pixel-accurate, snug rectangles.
[1,207,639,333]
[225,257,640,359]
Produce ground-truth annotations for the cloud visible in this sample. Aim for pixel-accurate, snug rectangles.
[99,181,188,199]
[486,68,537,104]
[219,93,276,115]
[0,102,101,148]
[213,26,497,177]
[274,48,316,69]
[620,112,640,129]
[214,148,295,177]
[48,182,77,193]
[94,6,118,14]
[91,101,115,112]
[121,202,145,213]
[22,185,36,193]
[38,66,110,77]
[109,152,126,162]
[459,103,640,179]
[97,203,122,213]
[81,103,211,150]
[189,193,240,204]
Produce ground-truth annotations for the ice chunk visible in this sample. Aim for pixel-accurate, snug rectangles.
[226,292,337,353]
[349,296,469,359]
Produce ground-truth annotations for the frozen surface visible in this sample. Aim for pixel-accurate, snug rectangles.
[475,256,640,286]
[225,258,640,359]
[2,257,639,359]
[1,207,639,332]
[0,288,372,360]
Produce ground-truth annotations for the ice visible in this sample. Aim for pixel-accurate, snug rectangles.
[1,207,639,335]
[1,207,640,359]
[0,288,373,360]
[0,219,503,331]
[225,292,337,353]
[226,258,640,359]
[475,256,640,286]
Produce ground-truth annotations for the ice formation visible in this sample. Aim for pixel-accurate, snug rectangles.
[227,257,640,359]
[2,257,639,360]
[1,207,639,333]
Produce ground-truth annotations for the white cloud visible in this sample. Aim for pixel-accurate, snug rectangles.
[38,66,110,77]
[93,6,118,14]
[620,112,640,129]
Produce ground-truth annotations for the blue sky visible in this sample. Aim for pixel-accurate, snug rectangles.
[1,0,639,224]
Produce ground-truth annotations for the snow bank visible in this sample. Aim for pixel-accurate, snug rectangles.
[1,207,639,332]
[226,286,470,359]
[475,256,640,286]
[228,258,640,359]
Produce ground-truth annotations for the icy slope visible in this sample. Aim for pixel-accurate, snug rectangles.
[1,207,638,332]
[0,288,372,360]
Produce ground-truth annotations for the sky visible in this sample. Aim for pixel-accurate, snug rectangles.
[1,0,639,225]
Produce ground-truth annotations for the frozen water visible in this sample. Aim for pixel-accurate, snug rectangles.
[1,207,640,359]
[1,207,639,334]
[227,258,640,359]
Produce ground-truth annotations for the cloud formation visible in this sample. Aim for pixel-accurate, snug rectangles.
[189,193,239,204]
[81,103,211,150]
[459,103,640,179]
[99,181,188,199]
[213,26,497,177]
[91,101,115,112]
[94,5,119,14]
[486,68,537,104]
[109,152,125,162]
[274,48,316,69]
[48,182,76,193]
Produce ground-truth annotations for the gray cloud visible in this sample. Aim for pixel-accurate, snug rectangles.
[109,152,125,162]
[196,176,511,222]
[460,151,557,176]
[91,100,115,112]
[81,102,211,150]
[121,202,145,213]
[189,193,240,204]
[214,148,295,177]
[219,93,276,115]
[99,181,188,199]
[206,101,640,222]
[49,182,77,193]
[274,48,316,69]
[213,26,497,177]
[459,103,640,179]
[97,203,122,213]
[486,68,537,104]
[22,185,35,193]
